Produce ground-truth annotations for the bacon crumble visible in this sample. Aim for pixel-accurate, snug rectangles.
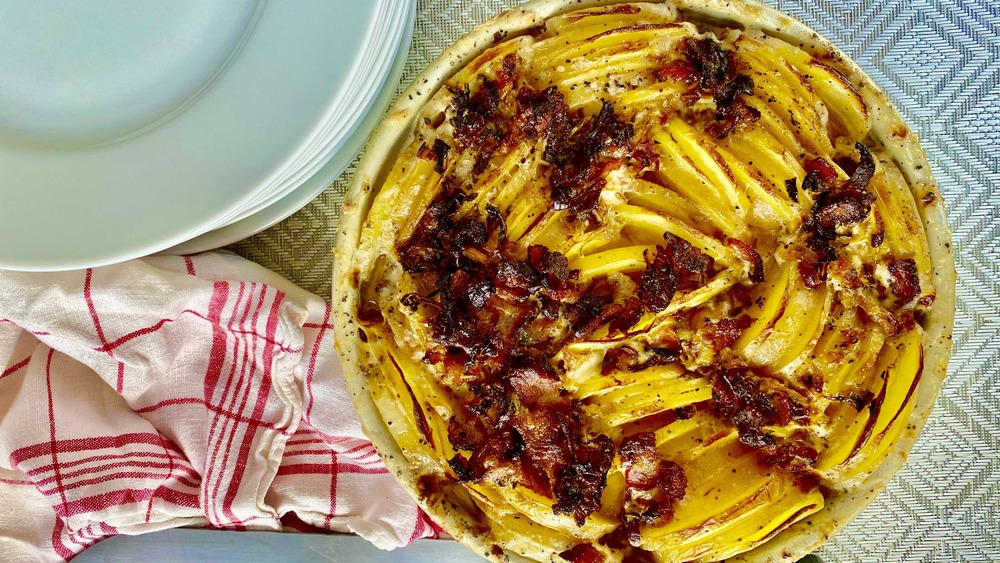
[397,184,626,524]
[560,543,606,563]
[681,37,761,138]
[804,143,877,264]
[728,238,765,283]
[618,432,688,545]
[638,233,713,312]
[711,369,819,487]
[888,259,921,306]
[547,101,635,213]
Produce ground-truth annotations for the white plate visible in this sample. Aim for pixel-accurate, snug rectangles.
[213,0,412,226]
[0,0,395,271]
[215,1,414,227]
[164,2,415,255]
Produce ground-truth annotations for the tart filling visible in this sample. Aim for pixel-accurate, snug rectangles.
[341,3,950,562]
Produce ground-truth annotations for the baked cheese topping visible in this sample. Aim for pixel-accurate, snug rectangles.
[351,4,936,561]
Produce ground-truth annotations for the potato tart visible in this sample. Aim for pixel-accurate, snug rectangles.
[333,1,955,561]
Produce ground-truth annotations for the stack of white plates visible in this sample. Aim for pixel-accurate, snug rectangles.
[0,0,415,271]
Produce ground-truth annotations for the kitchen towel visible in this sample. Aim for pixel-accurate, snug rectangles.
[0,252,436,562]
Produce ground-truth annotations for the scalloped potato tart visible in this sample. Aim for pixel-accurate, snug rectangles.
[333,1,955,561]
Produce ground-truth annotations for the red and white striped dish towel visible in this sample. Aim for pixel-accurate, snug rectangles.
[0,252,437,562]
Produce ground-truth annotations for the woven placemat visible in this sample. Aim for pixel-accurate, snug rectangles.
[229,1,1000,560]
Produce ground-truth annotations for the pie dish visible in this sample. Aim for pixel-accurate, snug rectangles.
[333,1,956,561]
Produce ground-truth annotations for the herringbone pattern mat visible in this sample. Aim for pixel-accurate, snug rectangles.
[229,1,1000,560]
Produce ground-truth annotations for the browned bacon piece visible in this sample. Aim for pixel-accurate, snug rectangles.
[617,432,688,545]
[681,37,760,138]
[888,258,921,306]
[638,233,712,311]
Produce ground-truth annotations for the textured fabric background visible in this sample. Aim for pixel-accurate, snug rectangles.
[229,0,1000,560]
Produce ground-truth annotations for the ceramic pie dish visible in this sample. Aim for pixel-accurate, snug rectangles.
[333,1,956,561]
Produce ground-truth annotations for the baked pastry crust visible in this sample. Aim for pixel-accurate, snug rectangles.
[333,1,956,561]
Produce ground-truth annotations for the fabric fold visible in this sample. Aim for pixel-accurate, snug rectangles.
[0,252,435,562]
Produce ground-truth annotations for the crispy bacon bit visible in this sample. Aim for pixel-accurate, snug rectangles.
[432,139,451,174]
[638,249,678,312]
[639,233,712,312]
[602,346,638,375]
[704,315,753,351]
[551,433,615,526]
[516,86,572,143]
[728,238,764,283]
[468,280,495,309]
[785,178,799,203]
[809,189,875,233]
[528,244,573,289]
[508,359,562,408]
[448,416,485,452]
[653,59,698,83]
[496,260,541,296]
[631,139,660,172]
[758,439,819,488]
[548,101,635,213]
[683,37,730,91]
[574,301,629,340]
[888,259,920,306]
[453,218,487,248]
[798,261,825,289]
[841,267,862,289]
[450,428,518,482]
[845,142,877,192]
[450,80,501,148]
[398,243,445,274]
[609,297,644,335]
[918,293,936,307]
[666,234,713,278]
[803,147,877,263]
[618,433,687,542]
[861,263,878,286]
[418,139,452,174]
[559,544,605,563]
[711,369,816,483]
[630,347,680,372]
[681,37,760,138]
[496,53,518,88]
[398,190,466,272]
[417,142,434,160]
[710,75,760,138]
[357,300,384,325]
[485,204,507,243]
[540,294,561,320]
[566,294,611,332]
[871,231,884,248]
[801,170,825,194]
[804,157,838,183]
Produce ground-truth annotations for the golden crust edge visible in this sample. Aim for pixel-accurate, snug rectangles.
[332,0,958,561]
